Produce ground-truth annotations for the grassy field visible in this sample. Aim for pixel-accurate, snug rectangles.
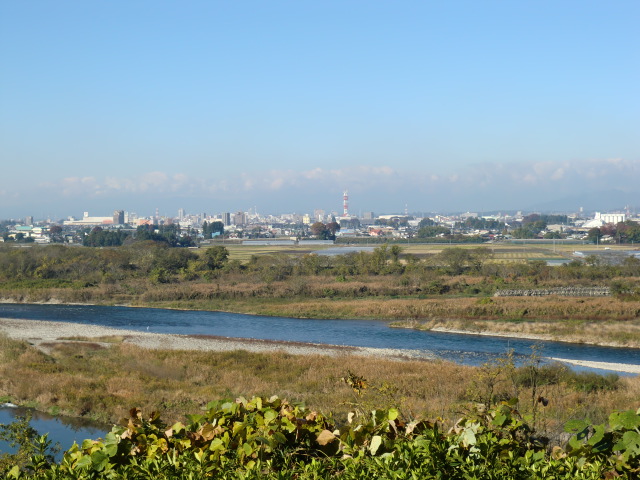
[217,241,638,263]
[222,244,329,262]
[1,333,638,444]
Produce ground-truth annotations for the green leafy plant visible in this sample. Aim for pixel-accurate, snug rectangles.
[3,397,639,479]
[564,407,640,477]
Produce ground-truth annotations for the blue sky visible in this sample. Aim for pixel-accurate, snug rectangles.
[1,1,638,220]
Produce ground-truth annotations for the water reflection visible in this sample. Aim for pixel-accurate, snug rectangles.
[0,404,107,460]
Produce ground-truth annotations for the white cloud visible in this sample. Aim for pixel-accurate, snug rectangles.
[139,171,169,191]
[532,162,550,176]
[269,178,284,190]
[20,157,640,215]
[58,176,99,196]
[550,168,565,181]
[303,167,324,179]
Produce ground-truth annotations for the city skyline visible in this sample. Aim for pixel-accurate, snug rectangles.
[1,1,638,218]
[5,196,638,226]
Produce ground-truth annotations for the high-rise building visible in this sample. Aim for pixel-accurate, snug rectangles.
[222,212,231,226]
[25,216,34,225]
[178,208,185,220]
[113,210,125,225]
[233,211,247,225]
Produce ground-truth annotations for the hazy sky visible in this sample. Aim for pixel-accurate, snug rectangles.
[1,1,638,220]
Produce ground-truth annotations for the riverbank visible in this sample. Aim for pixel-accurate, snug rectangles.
[388,316,640,349]
[0,318,436,361]
[1,315,639,435]
[3,295,640,350]
[4,294,640,349]
[3,315,640,375]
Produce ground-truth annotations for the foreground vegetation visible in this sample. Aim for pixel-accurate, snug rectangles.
[2,389,640,478]
[2,333,638,429]
[1,331,640,477]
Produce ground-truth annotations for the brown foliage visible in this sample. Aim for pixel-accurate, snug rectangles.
[0,335,638,440]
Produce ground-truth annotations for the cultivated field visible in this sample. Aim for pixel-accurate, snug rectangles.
[218,241,637,264]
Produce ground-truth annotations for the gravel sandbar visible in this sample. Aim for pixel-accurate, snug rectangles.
[0,318,435,361]
[549,357,640,374]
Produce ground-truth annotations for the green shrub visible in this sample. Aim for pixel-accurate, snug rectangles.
[566,371,620,393]
[5,398,640,479]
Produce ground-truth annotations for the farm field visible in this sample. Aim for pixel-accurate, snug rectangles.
[218,241,638,264]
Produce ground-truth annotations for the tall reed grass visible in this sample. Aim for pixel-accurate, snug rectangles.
[0,335,638,440]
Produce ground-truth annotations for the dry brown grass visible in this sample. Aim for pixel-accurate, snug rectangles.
[27,289,637,328]
[58,335,126,343]
[400,317,640,348]
[179,295,640,331]
[0,335,638,439]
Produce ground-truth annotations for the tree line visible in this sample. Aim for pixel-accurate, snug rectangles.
[1,243,639,290]
[82,224,199,247]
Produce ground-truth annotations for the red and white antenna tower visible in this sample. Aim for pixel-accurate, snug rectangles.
[343,190,349,216]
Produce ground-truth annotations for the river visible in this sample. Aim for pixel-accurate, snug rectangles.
[1,303,639,374]
[1,302,638,457]
[0,404,106,461]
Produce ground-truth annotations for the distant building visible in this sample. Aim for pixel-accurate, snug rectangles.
[222,212,231,226]
[377,214,409,221]
[233,211,247,225]
[113,210,124,225]
[25,216,34,225]
[63,212,114,226]
[600,212,626,224]
[582,212,626,229]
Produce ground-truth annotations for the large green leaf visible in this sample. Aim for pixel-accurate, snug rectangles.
[610,410,640,430]
[90,450,110,472]
[369,435,382,455]
[564,419,590,434]
[492,413,507,427]
[75,455,92,469]
[209,438,226,451]
[242,442,253,456]
[614,430,640,456]
[263,409,277,424]
[388,408,399,421]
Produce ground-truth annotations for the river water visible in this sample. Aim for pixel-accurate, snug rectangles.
[1,303,639,373]
[0,404,106,461]
[1,302,638,457]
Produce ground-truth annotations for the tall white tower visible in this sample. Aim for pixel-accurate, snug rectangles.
[343,190,349,216]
